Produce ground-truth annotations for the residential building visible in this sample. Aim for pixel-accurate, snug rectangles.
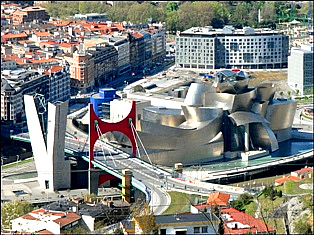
[288,44,314,95]
[221,207,276,234]
[206,192,230,207]
[1,57,17,70]
[87,43,118,87]
[1,32,28,43]
[176,25,289,70]
[12,6,50,24]
[11,208,81,234]
[146,24,166,64]
[130,213,219,235]
[1,77,23,123]
[140,31,153,69]
[64,48,95,92]
[128,32,145,73]
[274,175,300,186]
[291,166,313,179]
[1,66,71,124]
[105,35,131,77]
[46,65,71,102]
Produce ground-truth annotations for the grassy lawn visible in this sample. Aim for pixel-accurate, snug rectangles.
[2,158,34,170]
[163,191,203,215]
[229,175,284,187]
[257,195,286,214]
[243,201,258,217]
[276,178,313,195]
[265,218,286,234]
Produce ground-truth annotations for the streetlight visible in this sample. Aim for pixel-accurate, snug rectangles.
[16,155,19,170]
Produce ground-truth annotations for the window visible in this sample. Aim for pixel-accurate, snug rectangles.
[202,226,208,233]
[194,227,200,233]
[160,229,167,235]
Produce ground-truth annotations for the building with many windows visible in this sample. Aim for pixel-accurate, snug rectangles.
[288,44,314,95]
[1,66,70,124]
[64,48,95,93]
[176,25,289,70]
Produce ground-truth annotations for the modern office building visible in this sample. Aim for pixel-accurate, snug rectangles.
[74,13,108,23]
[288,44,314,95]
[176,25,289,70]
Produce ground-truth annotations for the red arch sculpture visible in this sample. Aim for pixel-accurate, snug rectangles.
[89,100,137,168]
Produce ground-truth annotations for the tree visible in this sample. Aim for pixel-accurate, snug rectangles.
[279,91,284,98]
[296,89,300,96]
[1,200,34,230]
[166,10,179,33]
[166,2,179,12]
[132,202,159,234]
[294,219,312,234]
[218,217,224,235]
[230,193,253,212]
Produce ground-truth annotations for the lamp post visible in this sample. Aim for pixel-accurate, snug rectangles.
[16,155,20,170]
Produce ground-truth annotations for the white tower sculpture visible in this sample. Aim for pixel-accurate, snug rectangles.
[24,95,71,192]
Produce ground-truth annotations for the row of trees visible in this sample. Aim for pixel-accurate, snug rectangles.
[41,1,312,32]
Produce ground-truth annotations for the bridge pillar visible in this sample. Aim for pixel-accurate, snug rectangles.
[122,169,133,203]
[88,169,99,195]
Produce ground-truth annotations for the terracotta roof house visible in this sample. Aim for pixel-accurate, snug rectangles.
[11,208,81,234]
[291,166,313,178]
[207,192,230,207]
[221,207,276,234]
[275,175,300,186]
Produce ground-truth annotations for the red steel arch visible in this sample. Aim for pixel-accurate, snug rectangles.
[89,100,137,168]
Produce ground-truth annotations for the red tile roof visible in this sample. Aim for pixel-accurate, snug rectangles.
[132,32,143,39]
[2,32,27,39]
[275,175,300,184]
[221,207,276,234]
[59,42,73,48]
[35,31,52,37]
[21,214,38,220]
[53,212,81,227]
[49,65,63,73]
[292,167,313,175]
[207,192,230,207]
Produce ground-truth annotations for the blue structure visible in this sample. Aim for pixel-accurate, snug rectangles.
[90,88,119,117]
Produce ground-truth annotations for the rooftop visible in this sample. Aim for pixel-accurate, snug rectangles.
[221,207,275,234]
[207,192,230,207]
[154,212,218,225]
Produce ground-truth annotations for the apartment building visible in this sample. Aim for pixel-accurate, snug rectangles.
[64,48,95,92]
[87,43,118,87]
[1,66,71,124]
[288,44,314,95]
[105,36,131,76]
[176,25,289,70]
[146,25,166,64]
[12,6,49,24]
[46,65,70,102]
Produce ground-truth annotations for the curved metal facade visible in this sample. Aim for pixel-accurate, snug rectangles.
[107,70,297,166]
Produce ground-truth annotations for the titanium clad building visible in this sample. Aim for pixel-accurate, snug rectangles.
[175,26,289,70]
[288,44,314,95]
